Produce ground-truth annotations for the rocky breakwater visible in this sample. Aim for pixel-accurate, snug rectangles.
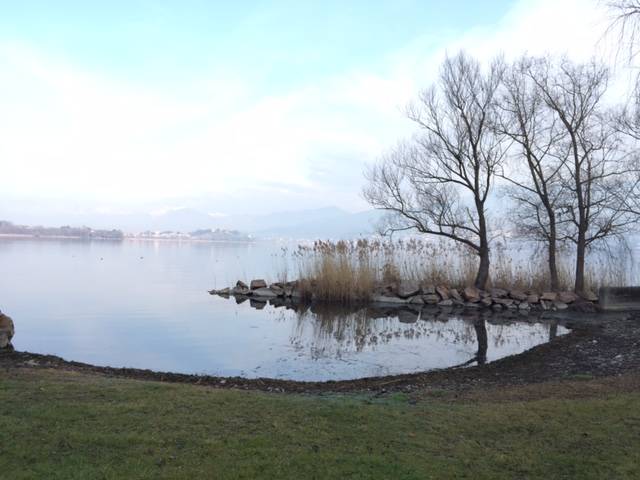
[0,310,15,349]
[209,280,598,312]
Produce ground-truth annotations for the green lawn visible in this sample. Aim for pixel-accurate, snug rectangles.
[1,369,639,479]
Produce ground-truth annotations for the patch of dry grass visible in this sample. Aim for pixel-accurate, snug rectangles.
[280,238,629,302]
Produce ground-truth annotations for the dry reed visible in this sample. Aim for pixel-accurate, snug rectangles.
[277,238,630,303]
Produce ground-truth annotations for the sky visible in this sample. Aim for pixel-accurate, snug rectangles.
[0,0,625,222]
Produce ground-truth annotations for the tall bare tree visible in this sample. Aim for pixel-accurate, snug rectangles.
[531,57,640,294]
[496,56,568,290]
[364,53,506,289]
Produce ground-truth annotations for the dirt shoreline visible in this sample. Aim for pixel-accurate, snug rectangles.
[2,311,639,394]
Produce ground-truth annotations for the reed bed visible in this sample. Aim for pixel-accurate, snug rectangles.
[278,238,631,303]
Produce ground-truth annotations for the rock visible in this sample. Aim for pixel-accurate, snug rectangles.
[269,285,285,297]
[553,301,569,310]
[480,297,493,307]
[435,286,449,300]
[539,300,550,311]
[582,290,599,302]
[0,312,15,349]
[449,289,463,302]
[463,287,481,303]
[406,296,423,304]
[493,298,514,306]
[423,294,440,305]
[557,291,578,304]
[250,279,267,290]
[397,281,421,299]
[489,288,508,298]
[216,287,231,297]
[509,290,527,301]
[249,299,267,310]
[491,303,503,311]
[518,302,530,310]
[464,301,481,308]
[526,294,539,304]
[231,285,250,296]
[438,299,454,307]
[252,287,278,298]
[236,280,248,289]
[541,292,557,301]
[371,294,407,304]
[421,284,436,295]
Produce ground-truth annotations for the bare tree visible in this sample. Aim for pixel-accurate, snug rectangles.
[531,57,640,294]
[606,1,640,64]
[605,1,640,139]
[364,53,506,289]
[496,56,568,290]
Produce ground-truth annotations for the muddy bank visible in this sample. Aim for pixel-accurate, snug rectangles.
[2,311,639,394]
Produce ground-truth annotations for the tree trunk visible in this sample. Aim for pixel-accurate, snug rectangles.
[474,203,490,290]
[548,229,559,291]
[474,246,490,290]
[474,319,488,365]
[574,230,587,294]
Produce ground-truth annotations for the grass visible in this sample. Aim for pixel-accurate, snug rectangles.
[1,368,639,479]
[279,238,630,303]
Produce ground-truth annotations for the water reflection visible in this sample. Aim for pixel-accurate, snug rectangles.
[247,299,566,373]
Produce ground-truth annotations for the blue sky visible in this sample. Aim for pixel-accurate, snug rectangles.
[0,1,512,94]
[0,0,613,221]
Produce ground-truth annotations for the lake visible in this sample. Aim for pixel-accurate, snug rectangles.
[0,238,569,381]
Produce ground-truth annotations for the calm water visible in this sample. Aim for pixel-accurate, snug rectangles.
[0,238,568,381]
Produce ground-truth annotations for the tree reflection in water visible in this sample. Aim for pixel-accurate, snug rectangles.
[243,298,564,367]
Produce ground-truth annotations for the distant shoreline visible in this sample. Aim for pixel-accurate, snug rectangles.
[0,233,255,244]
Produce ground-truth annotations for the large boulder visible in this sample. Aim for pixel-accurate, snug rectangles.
[0,312,15,349]
[541,292,558,301]
[250,279,268,290]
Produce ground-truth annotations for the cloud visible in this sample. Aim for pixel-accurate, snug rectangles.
[0,0,621,217]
